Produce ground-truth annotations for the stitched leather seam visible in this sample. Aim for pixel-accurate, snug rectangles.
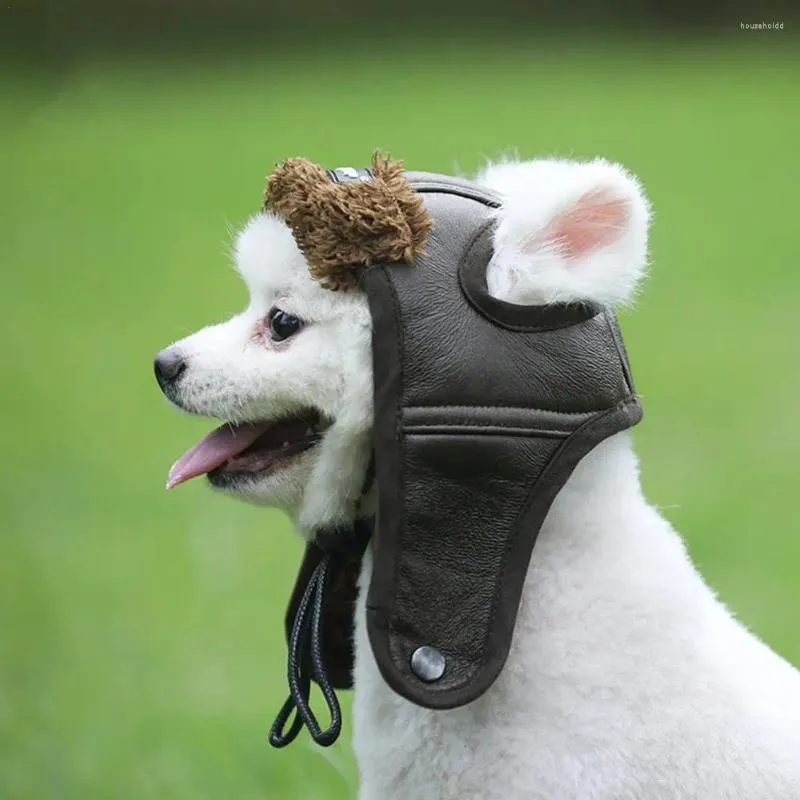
[386,264,408,674]
[407,181,502,207]
[605,313,635,394]
[403,426,571,438]
[405,405,596,417]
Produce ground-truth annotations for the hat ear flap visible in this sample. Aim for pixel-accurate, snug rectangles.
[265,153,432,291]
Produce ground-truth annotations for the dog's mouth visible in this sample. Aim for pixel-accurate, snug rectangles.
[166,410,327,490]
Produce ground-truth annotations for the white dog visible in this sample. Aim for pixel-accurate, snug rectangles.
[155,157,800,799]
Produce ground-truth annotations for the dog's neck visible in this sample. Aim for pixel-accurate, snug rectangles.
[350,431,658,799]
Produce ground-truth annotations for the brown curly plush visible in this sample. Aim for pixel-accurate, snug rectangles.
[264,152,432,291]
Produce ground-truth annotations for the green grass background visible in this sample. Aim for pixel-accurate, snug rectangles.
[1,38,799,799]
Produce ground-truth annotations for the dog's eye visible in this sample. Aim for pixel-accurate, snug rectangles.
[268,308,304,342]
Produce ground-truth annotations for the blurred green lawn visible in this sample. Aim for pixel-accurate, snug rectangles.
[1,38,798,799]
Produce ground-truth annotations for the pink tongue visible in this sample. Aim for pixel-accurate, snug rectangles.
[166,421,271,489]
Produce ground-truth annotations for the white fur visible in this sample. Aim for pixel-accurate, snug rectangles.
[162,159,800,798]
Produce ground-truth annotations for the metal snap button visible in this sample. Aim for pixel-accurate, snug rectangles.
[410,645,446,682]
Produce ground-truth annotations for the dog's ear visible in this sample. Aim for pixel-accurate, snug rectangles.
[479,158,651,307]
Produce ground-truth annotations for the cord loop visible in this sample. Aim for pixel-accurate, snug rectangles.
[268,518,372,748]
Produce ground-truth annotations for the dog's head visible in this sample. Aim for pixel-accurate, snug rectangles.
[155,156,650,538]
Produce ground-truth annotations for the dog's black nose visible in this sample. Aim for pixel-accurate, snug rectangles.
[154,348,187,390]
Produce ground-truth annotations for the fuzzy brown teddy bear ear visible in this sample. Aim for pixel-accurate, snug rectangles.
[264,152,432,290]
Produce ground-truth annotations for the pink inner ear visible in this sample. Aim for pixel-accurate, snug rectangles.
[530,188,630,261]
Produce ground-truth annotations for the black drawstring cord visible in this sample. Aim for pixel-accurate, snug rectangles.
[269,553,342,747]
[268,513,374,749]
